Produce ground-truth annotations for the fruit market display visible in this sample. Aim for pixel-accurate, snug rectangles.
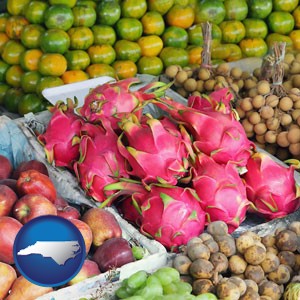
[111,220,300,300]
[36,77,300,254]
[0,154,147,299]
[2,0,300,115]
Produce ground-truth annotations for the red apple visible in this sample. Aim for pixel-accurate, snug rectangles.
[81,208,122,248]
[69,218,93,255]
[0,155,13,180]
[57,205,81,220]
[0,184,18,217]
[0,262,17,299]
[92,237,134,272]
[0,179,18,194]
[67,259,101,286]
[0,216,22,264]
[13,194,57,224]
[53,196,69,208]
[16,170,57,203]
[12,159,49,179]
[5,276,53,300]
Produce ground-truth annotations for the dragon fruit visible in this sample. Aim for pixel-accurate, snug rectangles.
[117,114,193,185]
[73,117,129,204]
[38,98,84,169]
[192,153,251,233]
[152,93,254,167]
[77,77,170,130]
[138,184,206,251]
[242,151,300,220]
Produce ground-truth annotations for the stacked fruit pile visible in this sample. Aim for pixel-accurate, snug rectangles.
[1,0,300,116]
[0,154,146,299]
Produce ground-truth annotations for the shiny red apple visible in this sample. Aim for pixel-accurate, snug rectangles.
[53,196,69,208]
[0,155,13,180]
[69,218,93,255]
[0,262,17,299]
[0,216,23,264]
[81,208,122,248]
[0,179,18,194]
[92,237,134,272]
[12,159,49,179]
[0,184,18,217]
[13,194,57,224]
[68,259,101,285]
[57,205,81,220]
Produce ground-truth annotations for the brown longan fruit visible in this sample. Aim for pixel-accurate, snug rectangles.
[277,131,290,147]
[198,67,211,81]
[260,106,274,119]
[292,74,300,88]
[253,67,261,78]
[215,62,230,75]
[265,94,279,107]
[204,79,216,91]
[248,87,258,98]
[284,52,295,64]
[287,127,300,144]
[176,87,189,98]
[183,78,197,92]
[175,70,189,85]
[283,80,293,91]
[255,134,265,144]
[290,60,300,74]
[294,99,300,109]
[252,95,265,109]
[236,106,246,119]
[165,65,181,78]
[264,130,277,144]
[288,88,300,101]
[266,117,280,130]
[257,80,271,95]
[241,71,251,80]
[297,115,300,126]
[289,142,300,156]
[244,78,257,90]
[196,80,204,92]
[254,122,267,135]
[230,67,243,79]
[239,97,253,111]
[280,113,293,127]
[279,96,294,111]
[248,111,261,124]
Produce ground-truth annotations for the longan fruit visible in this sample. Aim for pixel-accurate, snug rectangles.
[241,71,251,80]
[288,88,300,101]
[196,80,204,93]
[204,79,216,91]
[280,113,293,127]
[230,67,243,80]
[175,70,189,85]
[236,106,246,119]
[253,67,261,79]
[293,99,300,109]
[284,52,295,64]
[248,111,261,124]
[254,122,267,135]
[191,91,201,97]
[242,118,254,133]
[287,127,300,144]
[231,83,239,94]
[215,62,230,75]
[292,74,300,88]
[277,131,290,148]
[264,130,277,144]
[265,94,279,107]
[255,134,265,144]
[165,65,181,78]
[289,142,300,156]
[257,80,271,95]
[292,109,300,121]
[266,117,280,131]
[183,66,193,78]
[283,80,293,91]
[248,87,258,98]
[198,68,211,81]
[279,97,293,111]
[244,78,257,90]
[298,115,300,126]
[252,95,265,109]
[290,60,300,74]
[239,98,253,112]
[260,106,274,119]
[183,78,197,92]
[176,87,189,98]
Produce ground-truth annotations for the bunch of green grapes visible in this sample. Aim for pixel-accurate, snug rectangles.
[115,267,218,300]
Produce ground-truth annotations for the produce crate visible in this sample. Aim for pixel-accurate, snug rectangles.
[0,114,168,300]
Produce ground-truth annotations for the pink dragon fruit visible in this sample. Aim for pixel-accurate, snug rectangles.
[77,77,170,130]
[242,151,300,220]
[152,93,255,167]
[138,184,206,251]
[192,153,251,233]
[117,114,193,185]
[38,98,84,169]
[73,117,129,204]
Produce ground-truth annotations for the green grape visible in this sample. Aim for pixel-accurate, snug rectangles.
[123,296,145,300]
[115,286,131,299]
[176,280,193,295]
[156,295,188,300]
[152,267,180,286]
[162,282,178,295]
[134,280,163,299]
[195,293,218,300]
[127,270,148,290]
[131,246,145,260]
[146,274,162,286]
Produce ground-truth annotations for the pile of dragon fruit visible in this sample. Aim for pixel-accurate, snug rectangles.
[38,77,300,251]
